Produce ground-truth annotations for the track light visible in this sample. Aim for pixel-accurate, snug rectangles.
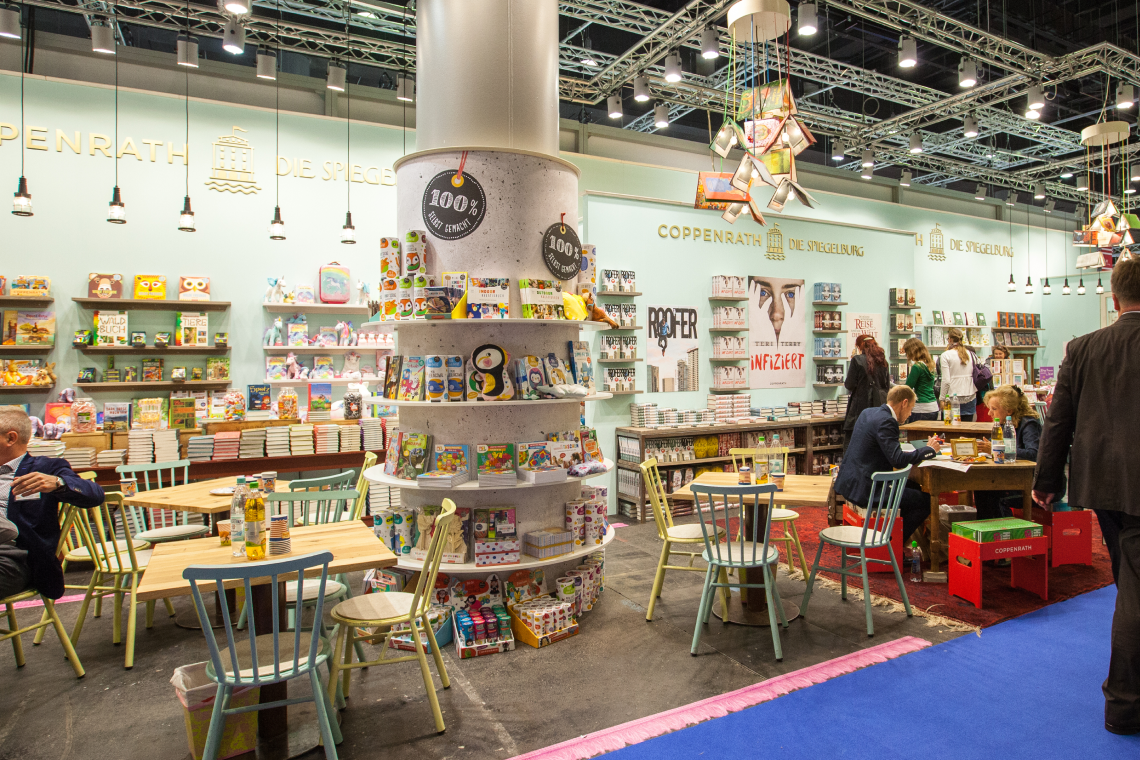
[900,170,912,187]
[396,73,415,102]
[1097,277,1105,294]
[1007,274,1016,292]
[177,34,199,67]
[256,48,276,80]
[222,0,249,13]
[222,19,245,54]
[12,176,32,217]
[831,141,846,161]
[579,37,597,67]
[1077,176,1090,191]
[107,186,126,224]
[861,149,874,168]
[1077,278,1086,295]
[1025,276,1034,294]
[654,103,669,129]
[91,20,115,54]
[701,27,719,58]
[607,95,622,119]
[633,75,650,102]
[1043,279,1051,295]
[1044,198,1055,213]
[269,206,285,240]
[1131,165,1140,183]
[1033,183,1045,200]
[1117,83,1134,109]
[861,165,873,180]
[178,196,196,232]
[341,212,356,244]
[1060,169,1074,179]
[1005,190,1017,206]
[327,60,346,91]
[1025,84,1043,118]
[958,57,977,88]
[0,4,19,40]
[664,53,682,83]
[798,3,818,36]
[974,184,986,201]
[963,114,978,138]
[1126,186,1137,195]
[897,36,917,68]
[909,134,923,154]
[1062,278,1071,295]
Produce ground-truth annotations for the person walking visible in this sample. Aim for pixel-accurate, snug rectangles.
[1034,257,1140,735]
[842,335,890,452]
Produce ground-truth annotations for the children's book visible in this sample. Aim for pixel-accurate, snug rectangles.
[518,279,565,320]
[466,277,510,319]
[548,440,584,468]
[398,433,433,479]
[383,431,404,476]
[308,382,333,412]
[432,443,471,474]
[568,341,594,393]
[317,326,338,347]
[287,323,308,346]
[142,358,164,382]
[383,356,403,400]
[310,355,335,380]
[175,312,209,347]
[95,310,129,346]
[248,384,271,411]
[579,428,603,463]
[15,311,55,346]
[516,442,552,470]
[103,401,131,431]
[513,357,540,400]
[476,443,515,473]
[952,312,965,326]
[206,357,230,381]
[399,356,426,401]
[265,356,287,380]
[169,397,197,429]
[542,353,572,386]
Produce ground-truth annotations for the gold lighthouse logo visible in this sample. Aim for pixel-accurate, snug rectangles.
[765,222,785,260]
[205,126,261,194]
[929,223,946,261]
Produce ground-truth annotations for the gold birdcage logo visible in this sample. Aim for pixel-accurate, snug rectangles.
[766,223,785,260]
[205,127,261,194]
[929,223,946,261]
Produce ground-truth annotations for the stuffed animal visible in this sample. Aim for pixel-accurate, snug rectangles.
[262,317,283,346]
[266,276,288,304]
[583,292,618,327]
[31,363,57,387]
[2,365,29,386]
[285,352,301,379]
[300,365,311,380]
[471,344,514,401]
[341,351,362,380]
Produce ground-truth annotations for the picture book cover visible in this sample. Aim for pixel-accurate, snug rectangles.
[308,382,333,413]
[466,277,510,319]
[95,310,129,346]
[248,384,271,411]
[432,443,471,473]
[383,355,403,399]
[175,312,209,347]
[317,326,338,347]
[1,311,16,345]
[542,353,572,386]
[133,275,167,300]
[141,358,164,382]
[102,401,131,432]
[178,276,211,301]
[9,275,50,298]
[205,357,230,381]
[518,279,565,320]
[287,323,308,346]
[476,443,515,473]
[310,355,335,380]
[383,431,404,476]
[398,433,433,479]
[579,429,603,463]
[169,397,197,429]
[265,356,287,380]
[516,442,552,470]
[548,440,583,468]
[568,341,595,393]
[952,312,965,326]
[399,356,425,401]
[14,311,55,346]
[87,273,124,299]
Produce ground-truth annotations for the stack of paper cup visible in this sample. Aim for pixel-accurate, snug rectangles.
[575,564,597,611]
[381,278,399,320]
[380,237,402,279]
[565,500,586,548]
[392,508,415,555]
[396,276,414,320]
[269,514,291,555]
[413,274,429,317]
[404,230,426,275]
[555,578,578,619]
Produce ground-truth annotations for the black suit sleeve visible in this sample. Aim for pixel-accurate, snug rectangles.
[41,458,105,508]
[1034,351,1078,494]
[877,415,935,469]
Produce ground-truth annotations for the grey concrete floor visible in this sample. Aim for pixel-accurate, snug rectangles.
[0,516,964,760]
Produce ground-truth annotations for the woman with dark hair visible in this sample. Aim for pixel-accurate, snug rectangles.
[939,327,979,421]
[842,335,891,452]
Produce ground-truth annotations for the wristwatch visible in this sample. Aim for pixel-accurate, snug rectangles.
[54,476,65,491]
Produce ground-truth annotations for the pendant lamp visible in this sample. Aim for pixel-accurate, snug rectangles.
[107,14,125,224]
[12,24,31,216]
[178,1,195,231]
[268,0,284,240]
[340,8,355,244]
[1007,274,1016,292]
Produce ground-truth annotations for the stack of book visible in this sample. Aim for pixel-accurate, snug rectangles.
[212,431,241,460]
[369,480,400,512]
[516,465,566,484]
[477,467,517,487]
[96,449,127,468]
[339,424,361,452]
[63,447,96,470]
[290,424,315,455]
[127,430,154,465]
[416,469,470,487]
[314,425,341,454]
[153,430,180,462]
[265,426,291,457]
[187,435,215,462]
[239,428,267,459]
[27,440,66,458]
[361,418,384,451]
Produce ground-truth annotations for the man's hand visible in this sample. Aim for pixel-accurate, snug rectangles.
[1032,490,1056,508]
[926,435,943,451]
[10,472,61,499]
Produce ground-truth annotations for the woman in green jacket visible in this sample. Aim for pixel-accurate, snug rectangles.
[903,337,939,422]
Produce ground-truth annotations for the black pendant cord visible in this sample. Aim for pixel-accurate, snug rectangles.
[401,5,407,156]
[275,0,280,209]
[184,0,190,199]
[113,10,119,190]
[345,4,351,216]
[20,17,24,178]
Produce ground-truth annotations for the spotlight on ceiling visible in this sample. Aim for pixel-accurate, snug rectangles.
[700,26,720,59]
[798,3,818,36]
[974,184,987,201]
[963,113,978,138]
[0,4,20,40]
[326,60,346,92]
[222,19,245,55]
[958,57,977,88]
[861,149,874,168]
[633,75,650,102]
[897,36,917,68]
[1060,169,1074,179]
[1025,83,1044,118]
[1076,176,1090,191]
[177,34,199,67]
[1131,164,1140,183]
[91,20,115,54]
[900,170,912,187]
[1005,189,1017,207]
[654,103,669,129]
[664,52,682,83]
[1044,198,1056,213]
[396,73,415,102]
[831,140,846,162]
[579,37,597,67]
[1033,182,1045,200]
[256,48,277,80]
[1117,83,1135,109]
[607,95,622,119]
[221,0,250,14]
[909,134,923,154]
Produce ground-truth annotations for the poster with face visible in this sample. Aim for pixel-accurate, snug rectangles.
[748,276,805,389]
[646,305,699,393]
[846,313,882,357]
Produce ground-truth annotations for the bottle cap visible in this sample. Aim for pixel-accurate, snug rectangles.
[236,476,245,484]
[911,540,918,547]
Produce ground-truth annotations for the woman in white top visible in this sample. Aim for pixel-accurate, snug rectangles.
[938,327,979,421]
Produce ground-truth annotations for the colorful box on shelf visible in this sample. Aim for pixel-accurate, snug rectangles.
[951,518,1044,543]
[452,613,515,659]
[508,602,580,649]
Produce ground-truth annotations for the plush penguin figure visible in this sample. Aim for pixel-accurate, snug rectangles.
[472,343,514,401]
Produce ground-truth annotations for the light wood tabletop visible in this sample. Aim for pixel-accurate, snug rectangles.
[123,476,242,515]
[901,420,994,437]
[669,472,833,507]
[136,521,396,601]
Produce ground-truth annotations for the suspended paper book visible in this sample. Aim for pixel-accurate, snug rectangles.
[1092,199,1119,218]
[748,196,768,225]
[738,79,796,120]
[742,117,786,153]
[731,152,757,193]
[695,172,747,210]
[751,156,778,189]
[722,202,746,223]
[711,121,745,158]
[767,178,792,212]
[789,181,818,208]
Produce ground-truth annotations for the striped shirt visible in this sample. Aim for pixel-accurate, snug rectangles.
[0,453,27,520]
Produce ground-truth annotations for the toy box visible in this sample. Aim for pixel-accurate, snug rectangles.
[508,598,580,649]
[951,518,1044,543]
[453,608,515,659]
[319,262,351,304]
[387,605,454,653]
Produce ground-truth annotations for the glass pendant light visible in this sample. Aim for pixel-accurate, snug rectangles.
[1024,276,1034,294]
[177,1,195,231]
[107,14,125,224]
[178,196,195,231]
[1077,278,1086,295]
[339,8,355,244]
[1043,279,1051,295]
[1096,277,1105,294]
[269,205,285,240]
[1007,274,1017,292]
[1062,278,1071,295]
[107,185,126,223]
[12,25,31,217]
[268,0,284,240]
[341,212,356,244]
[12,176,31,216]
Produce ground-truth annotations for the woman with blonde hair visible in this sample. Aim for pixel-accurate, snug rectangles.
[938,327,980,421]
[975,384,1043,520]
[902,337,939,422]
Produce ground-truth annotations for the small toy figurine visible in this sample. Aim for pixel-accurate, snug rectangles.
[31,363,57,387]
[336,320,351,346]
[342,351,362,380]
[285,352,301,379]
[262,317,283,346]
[347,321,358,346]
[265,276,288,304]
[356,279,370,307]
[300,365,311,380]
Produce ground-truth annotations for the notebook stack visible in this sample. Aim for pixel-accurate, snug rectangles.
[360,418,384,451]
[369,480,400,512]
[212,431,241,461]
[339,424,361,452]
[416,468,470,487]
[266,426,291,457]
[127,430,154,465]
[314,425,341,454]
[290,424,315,456]
[96,449,127,468]
[62,447,96,470]
[153,430,181,463]
[477,468,518,488]
[239,428,267,459]
[27,440,66,458]
[187,435,215,462]
[307,404,331,423]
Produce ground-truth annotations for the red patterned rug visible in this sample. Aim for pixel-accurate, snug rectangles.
[768,506,1114,628]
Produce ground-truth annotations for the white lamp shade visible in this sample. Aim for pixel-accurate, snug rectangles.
[12,176,31,216]
[178,196,196,232]
[831,141,846,161]
[898,36,917,68]
[177,35,199,67]
[91,22,115,54]
[664,53,682,83]
[0,4,21,40]
[396,73,415,102]
[327,61,347,92]
[909,134,923,153]
[633,76,650,102]
[107,186,126,224]
[269,207,286,240]
[861,149,874,168]
[958,57,977,87]
[963,114,978,138]
[607,95,622,119]
[654,103,669,129]
[1131,165,1140,183]
[974,184,986,200]
[341,212,356,244]
[700,27,719,58]
[222,0,250,13]
[1033,183,1045,200]
[222,19,245,55]
[1027,84,1044,110]
[1117,83,1134,109]
[900,170,912,187]
[798,3,817,35]
[256,49,277,80]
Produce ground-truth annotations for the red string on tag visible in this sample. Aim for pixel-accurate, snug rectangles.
[452,151,468,188]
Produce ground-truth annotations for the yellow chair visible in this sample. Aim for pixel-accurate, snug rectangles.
[326,499,456,734]
[640,458,724,622]
[729,447,808,575]
[2,504,85,678]
[351,452,378,520]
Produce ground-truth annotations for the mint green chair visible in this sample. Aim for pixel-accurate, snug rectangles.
[116,460,210,543]
[287,472,355,492]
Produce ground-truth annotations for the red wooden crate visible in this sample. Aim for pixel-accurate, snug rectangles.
[1032,506,1093,568]
[948,532,1049,609]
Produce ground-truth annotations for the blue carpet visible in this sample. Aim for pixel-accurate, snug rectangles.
[609,586,1139,759]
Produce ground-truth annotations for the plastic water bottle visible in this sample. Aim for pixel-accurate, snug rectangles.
[756,435,769,484]
[769,433,783,476]
[230,477,248,558]
[1003,416,1017,463]
[910,541,923,582]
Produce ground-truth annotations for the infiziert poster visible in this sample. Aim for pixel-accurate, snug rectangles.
[749,276,805,389]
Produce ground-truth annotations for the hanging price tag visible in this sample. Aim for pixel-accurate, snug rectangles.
[422,169,486,240]
[541,220,583,281]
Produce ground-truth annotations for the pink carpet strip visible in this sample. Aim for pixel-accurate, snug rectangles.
[509,636,932,760]
[8,593,87,610]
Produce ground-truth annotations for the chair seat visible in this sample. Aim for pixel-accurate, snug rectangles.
[1,588,39,605]
[96,549,154,572]
[66,538,149,561]
[666,523,721,541]
[331,591,418,624]
[703,542,781,568]
[134,524,210,542]
[819,525,890,548]
[285,579,346,604]
[771,508,800,521]
[205,632,330,681]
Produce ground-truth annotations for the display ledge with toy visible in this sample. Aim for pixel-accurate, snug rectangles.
[390,527,614,574]
[368,394,612,407]
[73,297,231,312]
[364,459,614,491]
[392,317,610,330]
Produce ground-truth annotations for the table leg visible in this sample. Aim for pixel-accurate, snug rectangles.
[926,472,944,574]
[1022,489,1033,521]
[712,505,800,626]
[251,580,289,738]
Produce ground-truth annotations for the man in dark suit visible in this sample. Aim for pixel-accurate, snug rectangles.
[835,385,941,544]
[0,410,104,600]
[1034,257,1140,735]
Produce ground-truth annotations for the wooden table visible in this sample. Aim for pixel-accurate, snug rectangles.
[901,421,993,439]
[670,473,832,626]
[138,522,396,743]
[123,476,237,526]
[910,460,1036,573]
